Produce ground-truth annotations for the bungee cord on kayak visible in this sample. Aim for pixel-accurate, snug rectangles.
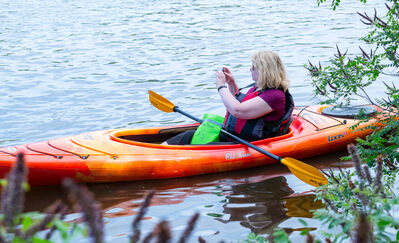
[47,141,90,160]
[70,139,119,160]
[295,106,347,131]
[25,144,63,159]
[0,150,16,157]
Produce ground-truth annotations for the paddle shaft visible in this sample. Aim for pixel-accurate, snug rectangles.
[149,90,327,187]
[173,107,281,162]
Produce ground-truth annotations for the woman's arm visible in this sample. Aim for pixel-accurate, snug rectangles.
[216,70,273,119]
[218,88,273,119]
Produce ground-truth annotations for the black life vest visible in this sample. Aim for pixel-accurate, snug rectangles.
[223,86,294,141]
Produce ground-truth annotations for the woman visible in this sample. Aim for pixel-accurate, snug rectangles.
[164,50,294,145]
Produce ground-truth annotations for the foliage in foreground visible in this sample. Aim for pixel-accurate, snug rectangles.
[273,144,399,243]
[0,153,79,243]
[0,153,201,243]
[306,0,399,168]
[274,0,399,242]
[314,146,399,242]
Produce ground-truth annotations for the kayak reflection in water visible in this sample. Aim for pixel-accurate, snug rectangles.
[163,50,294,145]
[212,176,323,240]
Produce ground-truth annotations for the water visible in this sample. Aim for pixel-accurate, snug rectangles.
[0,0,388,146]
[0,0,387,241]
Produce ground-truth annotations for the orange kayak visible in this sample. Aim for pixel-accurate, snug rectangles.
[0,105,379,186]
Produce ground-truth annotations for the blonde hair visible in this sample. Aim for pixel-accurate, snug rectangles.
[251,50,289,92]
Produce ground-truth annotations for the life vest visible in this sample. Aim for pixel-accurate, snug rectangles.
[224,87,294,141]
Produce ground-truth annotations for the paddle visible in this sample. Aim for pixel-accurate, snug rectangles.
[148,90,328,187]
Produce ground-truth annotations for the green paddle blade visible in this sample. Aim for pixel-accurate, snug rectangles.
[280,157,328,187]
[148,90,175,113]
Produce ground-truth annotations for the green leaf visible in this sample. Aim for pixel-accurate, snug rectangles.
[22,217,33,231]
[21,212,43,219]
[32,237,52,243]
[273,228,291,243]
[12,237,26,243]
[248,232,256,239]
[23,182,30,191]
[298,218,308,226]
[206,213,223,218]
[53,219,71,240]
[0,179,7,187]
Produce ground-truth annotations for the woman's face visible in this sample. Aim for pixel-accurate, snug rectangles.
[250,64,259,82]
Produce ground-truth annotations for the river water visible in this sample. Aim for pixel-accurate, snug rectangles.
[0,0,387,242]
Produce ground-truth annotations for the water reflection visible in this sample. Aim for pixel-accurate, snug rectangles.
[284,193,323,219]
[24,162,325,241]
[217,176,294,235]
[215,176,323,239]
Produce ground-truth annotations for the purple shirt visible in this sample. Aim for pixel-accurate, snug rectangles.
[247,87,286,122]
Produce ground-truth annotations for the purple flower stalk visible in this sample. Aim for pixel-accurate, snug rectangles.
[1,152,27,228]
[62,178,103,243]
[131,190,155,243]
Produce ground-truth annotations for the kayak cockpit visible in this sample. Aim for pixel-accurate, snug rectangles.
[110,125,199,144]
[109,124,295,147]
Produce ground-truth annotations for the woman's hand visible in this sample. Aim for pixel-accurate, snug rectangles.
[222,67,236,84]
[216,70,226,87]
[216,67,238,95]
